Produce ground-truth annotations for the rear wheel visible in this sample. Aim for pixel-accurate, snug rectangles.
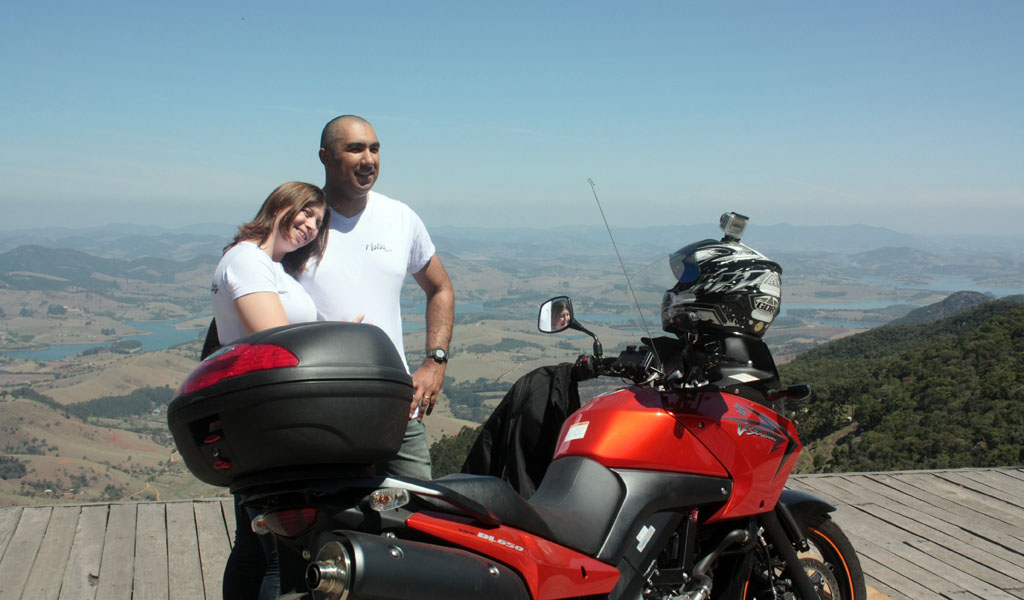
[737,517,866,600]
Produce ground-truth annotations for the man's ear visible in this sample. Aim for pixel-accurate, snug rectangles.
[319,147,330,166]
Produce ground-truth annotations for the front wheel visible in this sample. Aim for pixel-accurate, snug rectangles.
[735,517,867,600]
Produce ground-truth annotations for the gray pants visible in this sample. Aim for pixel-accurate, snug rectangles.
[378,418,432,480]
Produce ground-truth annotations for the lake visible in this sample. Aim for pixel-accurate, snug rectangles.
[3,316,207,361]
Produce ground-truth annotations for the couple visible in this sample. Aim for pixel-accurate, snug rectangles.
[213,115,454,599]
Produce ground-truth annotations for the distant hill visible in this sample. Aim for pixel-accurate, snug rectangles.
[0,224,229,262]
[849,246,940,271]
[887,291,993,326]
[780,296,1024,472]
[0,245,213,291]
[3,222,1021,262]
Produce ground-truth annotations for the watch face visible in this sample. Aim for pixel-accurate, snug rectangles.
[429,348,448,362]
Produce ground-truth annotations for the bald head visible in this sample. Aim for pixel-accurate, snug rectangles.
[321,115,371,151]
[318,116,380,212]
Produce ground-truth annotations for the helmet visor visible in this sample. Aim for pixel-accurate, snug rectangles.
[669,240,712,284]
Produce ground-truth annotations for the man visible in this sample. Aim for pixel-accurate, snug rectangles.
[300,115,454,479]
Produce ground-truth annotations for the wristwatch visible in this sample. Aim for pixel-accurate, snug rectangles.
[426,348,449,364]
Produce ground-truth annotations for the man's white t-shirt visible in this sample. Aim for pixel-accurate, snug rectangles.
[299,191,435,370]
[211,242,318,345]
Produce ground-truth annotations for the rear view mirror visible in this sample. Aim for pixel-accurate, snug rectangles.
[538,296,574,333]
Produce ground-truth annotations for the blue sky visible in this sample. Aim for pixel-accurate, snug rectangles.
[2,1,1022,235]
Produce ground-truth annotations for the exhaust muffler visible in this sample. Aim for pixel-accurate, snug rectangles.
[306,530,530,600]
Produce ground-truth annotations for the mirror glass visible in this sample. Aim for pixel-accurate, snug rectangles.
[538,296,573,333]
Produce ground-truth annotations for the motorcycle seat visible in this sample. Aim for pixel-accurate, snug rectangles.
[428,456,624,556]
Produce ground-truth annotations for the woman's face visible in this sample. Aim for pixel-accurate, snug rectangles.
[277,204,325,255]
[552,307,571,329]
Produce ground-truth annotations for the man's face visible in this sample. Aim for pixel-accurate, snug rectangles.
[322,120,380,197]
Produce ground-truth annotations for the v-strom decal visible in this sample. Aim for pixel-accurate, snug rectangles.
[724,403,799,476]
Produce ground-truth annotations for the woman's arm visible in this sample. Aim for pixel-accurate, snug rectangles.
[234,292,289,335]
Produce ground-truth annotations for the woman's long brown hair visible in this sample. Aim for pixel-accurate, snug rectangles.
[225,181,331,277]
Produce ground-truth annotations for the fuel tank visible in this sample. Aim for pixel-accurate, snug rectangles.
[552,386,801,519]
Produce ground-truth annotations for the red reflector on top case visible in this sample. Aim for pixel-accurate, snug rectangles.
[174,343,298,397]
[263,507,318,538]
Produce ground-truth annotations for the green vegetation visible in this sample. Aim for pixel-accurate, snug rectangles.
[67,386,173,419]
[111,339,143,354]
[0,456,28,480]
[782,299,1024,472]
[429,425,481,477]
[443,377,507,421]
[463,337,544,354]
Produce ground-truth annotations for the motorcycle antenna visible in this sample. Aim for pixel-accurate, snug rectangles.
[587,178,662,367]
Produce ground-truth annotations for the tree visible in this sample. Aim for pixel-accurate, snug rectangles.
[0,456,28,480]
[429,426,481,477]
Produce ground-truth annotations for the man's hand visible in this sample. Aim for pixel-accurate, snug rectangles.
[410,254,453,421]
[410,359,446,419]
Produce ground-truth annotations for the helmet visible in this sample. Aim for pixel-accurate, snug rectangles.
[661,239,782,338]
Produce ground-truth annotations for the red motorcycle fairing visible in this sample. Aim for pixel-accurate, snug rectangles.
[552,386,729,476]
[677,391,801,521]
[553,387,801,522]
[407,511,621,600]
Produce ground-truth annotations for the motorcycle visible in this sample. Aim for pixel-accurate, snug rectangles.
[168,216,866,600]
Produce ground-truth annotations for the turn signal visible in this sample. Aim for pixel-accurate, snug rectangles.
[369,488,410,512]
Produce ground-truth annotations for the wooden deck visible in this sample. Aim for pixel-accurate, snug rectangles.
[1,467,1022,599]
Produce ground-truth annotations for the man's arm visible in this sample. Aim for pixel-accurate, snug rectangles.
[410,254,454,419]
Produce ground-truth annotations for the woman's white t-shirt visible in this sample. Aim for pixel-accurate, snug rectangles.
[211,242,317,345]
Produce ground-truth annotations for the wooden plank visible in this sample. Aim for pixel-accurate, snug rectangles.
[898,473,1024,530]
[948,470,1024,510]
[58,504,108,600]
[166,501,206,600]
[834,475,1024,593]
[95,503,138,600]
[22,505,80,600]
[836,508,1017,599]
[0,507,23,558]
[856,551,938,600]
[835,515,966,599]
[963,468,1024,489]
[908,537,1024,592]
[790,475,881,513]
[848,474,1024,560]
[194,501,231,600]
[0,506,51,600]
[915,472,1024,528]
[786,476,849,507]
[133,502,168,600]
[999,468,1024,484]
[874,472,1024,547]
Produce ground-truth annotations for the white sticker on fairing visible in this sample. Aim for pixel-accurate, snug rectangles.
[728,372,761,383]
[636,525,656,552]
[565,421,589,442]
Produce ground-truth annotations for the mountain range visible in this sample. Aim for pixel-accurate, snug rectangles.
[3,222,1023,262]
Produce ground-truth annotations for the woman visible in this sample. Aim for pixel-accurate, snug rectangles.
[211,181,329,345]
[214,181,330,600]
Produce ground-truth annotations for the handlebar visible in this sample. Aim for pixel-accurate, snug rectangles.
[574,345,659,384]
